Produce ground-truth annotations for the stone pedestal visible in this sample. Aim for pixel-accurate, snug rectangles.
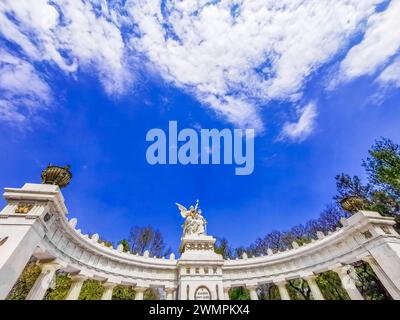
[178,234,224,300]
[0,184,67,300]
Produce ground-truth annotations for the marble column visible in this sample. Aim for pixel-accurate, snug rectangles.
[223,287,230,300]
[101,282,116,300]
[26,262,61,300]
[65,275,86,300]
[304,275,325,300]
[333,265,364,300]
[135,286,146,300]
[274,281,290,300]
[165,288,175,300]
[247,285,259,300]
[363,256,400,300]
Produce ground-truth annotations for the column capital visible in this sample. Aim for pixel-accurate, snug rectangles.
[302,273,318,281]
[38,261,63,273]
[246,284,258,290]
[103,282,118,289]
[134,286,148,292]
[361,255,375,263]
[331,264,352,275]
[273,279,287,287]
[69,274,87,283]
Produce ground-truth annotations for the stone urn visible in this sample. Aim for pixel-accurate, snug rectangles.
[41,164,72,188]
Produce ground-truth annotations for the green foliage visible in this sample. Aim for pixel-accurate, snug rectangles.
[6,262,40,300]
[287,279,311,300]
[44,273,71,300]
[214,238,234,259]
[353,261,392,300]
[316,271,349,300]
[334,174,372,200]
[229,287,250,300]
[98,239,113,248]
[144,288,160,300]
[364,137,400,195]
[78,279,104,300]
[118,239,131,253]
[258,284,280,300]
[112,285,136,300]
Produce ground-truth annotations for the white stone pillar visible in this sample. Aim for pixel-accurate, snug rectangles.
[101,282,116,300]
[135,286,146,300]
[304,275,325,300]
[65,275,86,300]
[363,256,400,300]
[223,287,230,300]
[165,288,175,300]
[333,265,364,300]
[274,281,290,300]
[247,285,259,300]
[26,262,61,300]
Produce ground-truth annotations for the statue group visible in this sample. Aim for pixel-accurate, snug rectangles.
[176,200,207,236]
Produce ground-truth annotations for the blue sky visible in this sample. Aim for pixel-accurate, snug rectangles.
[0,0,400,253]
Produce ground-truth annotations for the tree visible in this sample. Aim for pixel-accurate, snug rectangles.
[78,279,104,300]
[214,238,234,259]
[334,174,372,201]
[129,225,171,257]
[258,283,280,300]
[44,273,71,300]
[316,271,349,300]
[6,261,40,300]
[144,288,160,300]
[98,239,113,248]
[229,287,250,300]
[112,285,136,300]
[353,261,392,300]
[363,137,400,196]
[118,239,131,253]
[287,279,311,300]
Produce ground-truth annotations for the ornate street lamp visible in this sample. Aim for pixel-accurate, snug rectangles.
[41,164,72,188]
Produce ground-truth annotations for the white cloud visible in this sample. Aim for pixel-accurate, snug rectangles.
[280,102,317,142]
[0,0,397,139]
[0,0,131,95]
[377,58,400,87]
[0,49,52,122]
[126,0,383,131]
[339,0,400,81]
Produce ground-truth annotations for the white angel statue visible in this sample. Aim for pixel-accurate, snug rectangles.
[175,200,206,236]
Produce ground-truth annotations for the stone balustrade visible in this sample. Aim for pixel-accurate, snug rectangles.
[1,183,400,300]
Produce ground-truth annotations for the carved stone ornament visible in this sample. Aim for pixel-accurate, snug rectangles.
[15,203,34,214]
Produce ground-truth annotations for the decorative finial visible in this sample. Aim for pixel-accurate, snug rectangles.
[41,164,72,188]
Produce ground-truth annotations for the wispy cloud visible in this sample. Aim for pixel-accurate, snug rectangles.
[126,0,385,132]
[338,0,400,81]
[280,102,317,142]
[0,0,398,139]
[377,58,400,87]
[0,49,52,122]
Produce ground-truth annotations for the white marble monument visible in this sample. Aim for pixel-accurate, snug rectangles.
[1,166,400,300]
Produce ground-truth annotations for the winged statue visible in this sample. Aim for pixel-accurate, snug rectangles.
[175,200,206,236]
[175,202,190,218]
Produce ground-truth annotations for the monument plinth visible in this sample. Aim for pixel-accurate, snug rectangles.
[175,201,224,300]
